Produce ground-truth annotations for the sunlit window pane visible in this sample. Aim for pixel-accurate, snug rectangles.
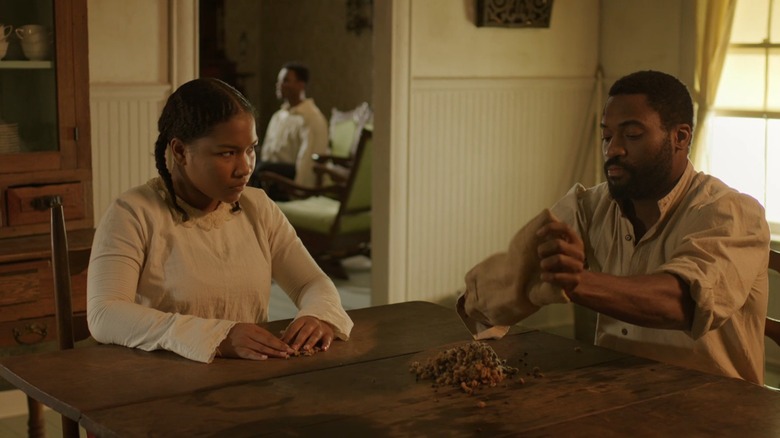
[772,0,780,43]
[731,0,769,43]
[767,120,780,224]
[706,117,766,204]
[769,49,780,110]
[715,50,766,109]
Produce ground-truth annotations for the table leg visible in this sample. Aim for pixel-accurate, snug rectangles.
[26,396,45,438]
[62,417,79,438]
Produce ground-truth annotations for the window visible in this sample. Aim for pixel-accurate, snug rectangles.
[703,0,780,237]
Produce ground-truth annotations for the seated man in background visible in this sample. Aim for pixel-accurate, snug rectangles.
[461,70,770,385]
[252,62,328,200]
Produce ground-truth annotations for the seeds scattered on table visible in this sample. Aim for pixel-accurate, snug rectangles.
[409,341,520,394]
[287,346,322,358]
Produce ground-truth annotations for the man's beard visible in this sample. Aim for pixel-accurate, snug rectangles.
[606,137,674,201]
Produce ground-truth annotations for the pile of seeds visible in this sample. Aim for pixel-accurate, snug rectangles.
[409,341,519,394]
[288,346,322,358]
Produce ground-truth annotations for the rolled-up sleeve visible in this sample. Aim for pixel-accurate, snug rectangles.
[657,192,770,339]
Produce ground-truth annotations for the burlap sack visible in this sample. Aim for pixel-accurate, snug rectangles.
[457,208,570,339]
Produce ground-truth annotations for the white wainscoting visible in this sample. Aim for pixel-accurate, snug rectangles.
[89,83,171,223]
[404,77,596,331]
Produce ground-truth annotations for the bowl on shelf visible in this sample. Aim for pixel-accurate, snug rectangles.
[15,24,47,40]
[21,40,50,60]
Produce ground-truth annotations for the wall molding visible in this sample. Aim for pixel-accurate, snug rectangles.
[411,76,594,89]
[90,83,171,100]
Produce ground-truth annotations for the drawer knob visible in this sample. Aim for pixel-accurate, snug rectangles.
[30,195,63,211]
[12,322,48,345]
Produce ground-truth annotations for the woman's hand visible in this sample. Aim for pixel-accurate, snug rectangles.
[217,323,294,360]
[281,316,335,352]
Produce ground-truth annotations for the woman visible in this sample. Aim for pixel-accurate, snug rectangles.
[87,78,353,363]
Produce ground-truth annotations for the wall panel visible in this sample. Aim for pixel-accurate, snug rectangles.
[405,78,595,314]
[89,84,169,222]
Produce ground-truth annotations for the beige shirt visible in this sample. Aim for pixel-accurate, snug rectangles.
[260,98,329,187]
[551,162,770,384]
[87,178,353,363]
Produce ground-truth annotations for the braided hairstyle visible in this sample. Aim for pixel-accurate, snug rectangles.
[154,78,256,221]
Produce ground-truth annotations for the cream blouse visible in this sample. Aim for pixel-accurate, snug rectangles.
[87,178,353,363]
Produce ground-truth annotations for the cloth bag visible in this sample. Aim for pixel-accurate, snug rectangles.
[456,208,570,340]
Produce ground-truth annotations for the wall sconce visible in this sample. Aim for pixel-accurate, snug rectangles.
[476,0,554,28]
[346,0,373,35]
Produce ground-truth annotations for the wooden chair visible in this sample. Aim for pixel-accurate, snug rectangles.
[270,129,372,279]
[253,103,372,197]
[38,197,84,438]
[325,102,373,160]
[308,103,373,188]
[765,249,780,346]
[21,205,91,438]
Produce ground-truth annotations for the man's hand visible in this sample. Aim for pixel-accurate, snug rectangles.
[536,219,586,295]
[217,323,294,360]
[281,316,335,352]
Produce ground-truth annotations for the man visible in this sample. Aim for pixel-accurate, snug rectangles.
[462,70,770,384]
[253,62,328,198]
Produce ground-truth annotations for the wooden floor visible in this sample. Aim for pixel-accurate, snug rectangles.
[0,256,372,436]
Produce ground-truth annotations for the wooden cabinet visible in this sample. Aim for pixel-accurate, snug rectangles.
[0,0,92,349]
[0,231,91,348]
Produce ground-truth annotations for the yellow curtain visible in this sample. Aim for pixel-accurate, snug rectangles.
[692,0,737,166]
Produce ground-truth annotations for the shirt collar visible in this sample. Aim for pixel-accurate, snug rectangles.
[281,98,314,114]
[614,160,696,217]
[655,160,696,219]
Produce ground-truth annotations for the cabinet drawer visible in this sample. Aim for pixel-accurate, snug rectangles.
[0,260,54,322]
[0,260,49,307]
[0,257,88,323]
[5,182,86,226]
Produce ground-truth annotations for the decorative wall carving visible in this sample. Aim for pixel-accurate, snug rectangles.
[346,0,373,35]
[475,0,554,28]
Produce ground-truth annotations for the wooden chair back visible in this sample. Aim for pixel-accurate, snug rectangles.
[49,198,81,437]
[329,102,372,159]
[770,249,780,276]
[332,129,372,233]
[765,249,780,347]
[275,128,372,278]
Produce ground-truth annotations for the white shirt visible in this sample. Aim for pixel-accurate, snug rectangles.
[260,98,329,187]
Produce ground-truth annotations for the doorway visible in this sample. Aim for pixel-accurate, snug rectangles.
[198,0,375,311]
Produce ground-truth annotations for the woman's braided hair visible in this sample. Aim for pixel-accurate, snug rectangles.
[154,78,256,221]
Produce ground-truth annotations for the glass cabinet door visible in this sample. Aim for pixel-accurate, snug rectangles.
[0,0,58,155]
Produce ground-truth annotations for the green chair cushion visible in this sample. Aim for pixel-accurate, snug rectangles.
[330,120,357,158]
[278,196,370,234]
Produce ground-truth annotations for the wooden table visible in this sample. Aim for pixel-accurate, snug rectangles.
[2,301,780,437]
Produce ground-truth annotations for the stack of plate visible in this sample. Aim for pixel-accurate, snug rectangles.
[0,122,22,154]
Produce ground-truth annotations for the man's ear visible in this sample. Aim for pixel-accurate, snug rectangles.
[673,124,692,150]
